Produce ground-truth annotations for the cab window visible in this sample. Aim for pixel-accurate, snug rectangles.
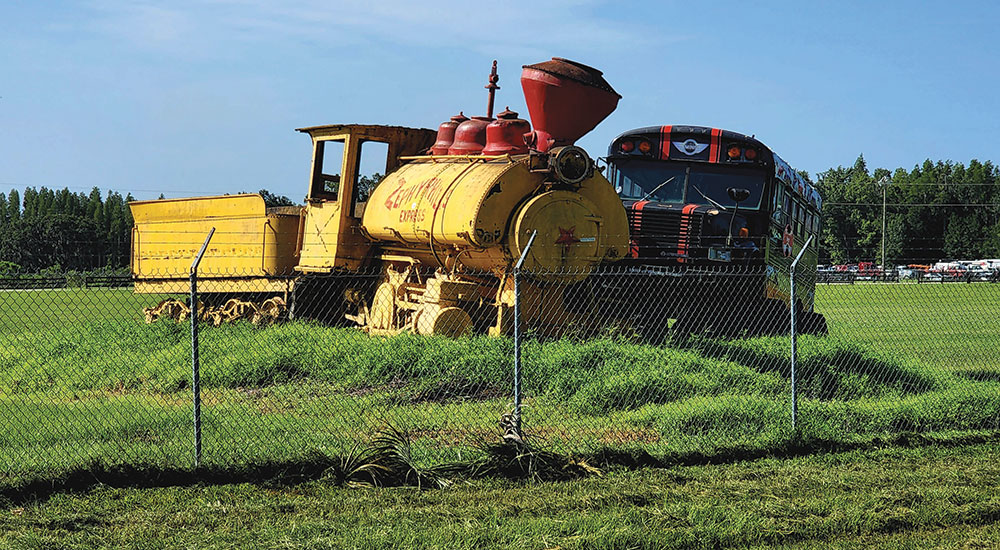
[310,139,345,201]
[353,140,389,218]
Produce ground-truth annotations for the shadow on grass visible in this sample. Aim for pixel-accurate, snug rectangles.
[0,453,337,507]
[5,429,1000,507]
[590,430,1000,469]
[957,369,1000,383]
[690,338,941,399]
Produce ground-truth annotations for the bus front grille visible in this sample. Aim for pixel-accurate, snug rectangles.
[627,207,703,261]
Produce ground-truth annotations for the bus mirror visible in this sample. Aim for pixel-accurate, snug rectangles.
[727,187,751,203]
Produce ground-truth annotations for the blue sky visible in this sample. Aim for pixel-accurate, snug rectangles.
[2,1,998,201]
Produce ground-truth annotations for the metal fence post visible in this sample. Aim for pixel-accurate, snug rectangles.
[190,228,215,468]
[512,230,538,436]
[789,235,813,430]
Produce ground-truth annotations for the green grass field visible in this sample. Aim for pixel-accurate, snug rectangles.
[1,282,999,485]
[816,282,1000,374]
[2,283,1000,547]
[2,439,999,549]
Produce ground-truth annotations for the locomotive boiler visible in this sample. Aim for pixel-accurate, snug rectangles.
[130,58,630,336]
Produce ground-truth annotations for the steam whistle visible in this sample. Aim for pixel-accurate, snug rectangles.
[485,60,500,119]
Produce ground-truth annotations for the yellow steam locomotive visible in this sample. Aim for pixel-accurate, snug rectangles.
[130,58,632,336]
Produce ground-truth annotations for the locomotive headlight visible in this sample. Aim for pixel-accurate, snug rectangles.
[549,146,593,185]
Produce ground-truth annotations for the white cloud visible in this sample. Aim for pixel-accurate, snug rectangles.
[84,1,196,50]
[79,0,662,57]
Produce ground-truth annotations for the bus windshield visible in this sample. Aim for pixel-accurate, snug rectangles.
[613,159,766,209]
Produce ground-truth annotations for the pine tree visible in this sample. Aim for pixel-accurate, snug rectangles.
[37,187,55,217]
[86,187,102,219]
[55,188,73,216]
[124,194,135,227]
[21,188,37,219]
[7,190,20,222]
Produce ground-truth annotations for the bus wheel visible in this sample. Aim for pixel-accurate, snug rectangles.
[670,312,708,345]
[638,316,670,345]
[669,319,693,346]
[750,299,788,336]
[798,311,828,336]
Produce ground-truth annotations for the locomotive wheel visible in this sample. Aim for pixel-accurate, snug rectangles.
[289,275,356,325]
[753,299,790,336]
[413,305,472,337]
[369,283,398,331]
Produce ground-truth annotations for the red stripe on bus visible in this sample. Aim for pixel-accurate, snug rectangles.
[632,199,650,231]
[630,200,650,258]
[708,128,721,163]
[677,204,698,263]
[660,125,672,160]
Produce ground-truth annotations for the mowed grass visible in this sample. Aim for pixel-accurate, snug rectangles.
[0,283,999,484]
[0,287,166,329]
[816,281,1000,374]
[2,440,1000,549]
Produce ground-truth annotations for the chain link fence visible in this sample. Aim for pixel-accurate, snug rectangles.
[2,260,999,481]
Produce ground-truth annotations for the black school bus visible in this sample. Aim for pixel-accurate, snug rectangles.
[604,125,826,336]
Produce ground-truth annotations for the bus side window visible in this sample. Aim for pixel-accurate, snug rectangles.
[782,192,791,225]
[795,201,805,234]
[772,187,783,223]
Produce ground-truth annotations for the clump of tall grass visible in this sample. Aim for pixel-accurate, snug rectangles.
[689,335,946,399]
[532,340,786,415]
[0,319,985,424]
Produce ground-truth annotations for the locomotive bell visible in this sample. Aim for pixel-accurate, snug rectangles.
[448,116,492,155]
[431,112,469,155]
[482,108,530,156]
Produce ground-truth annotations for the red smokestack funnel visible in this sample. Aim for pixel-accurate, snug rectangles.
[520,57,621,152]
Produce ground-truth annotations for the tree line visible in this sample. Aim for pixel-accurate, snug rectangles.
[815,155,1000,265]
[0,187,135,274]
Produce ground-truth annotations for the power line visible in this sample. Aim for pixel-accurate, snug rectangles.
[826,202,1000,207]
[825,182,1000,187]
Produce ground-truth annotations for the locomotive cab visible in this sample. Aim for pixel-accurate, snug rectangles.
[295,124,436,273]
